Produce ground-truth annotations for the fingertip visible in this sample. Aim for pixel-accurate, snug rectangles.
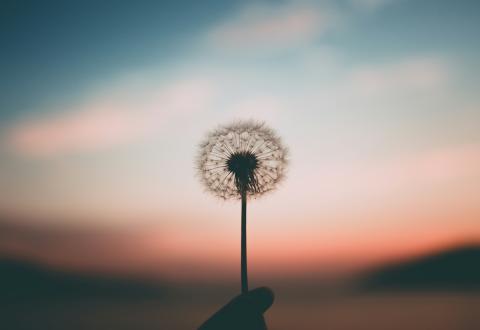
[246,287,274,313]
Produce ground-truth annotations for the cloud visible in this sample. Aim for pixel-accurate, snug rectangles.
[208,2,335,50]
[206,0,397,51]
[0,218,168,274]
[297,143,480,208]
[4,78,216,157]
[301,56,450,113]
[358,143,480,194]
[346,57,449,98]
[350,0,395,11]
[5,108,145,156]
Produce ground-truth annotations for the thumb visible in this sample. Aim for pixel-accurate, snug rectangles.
[240,287,275,314]
[198,287,274,330]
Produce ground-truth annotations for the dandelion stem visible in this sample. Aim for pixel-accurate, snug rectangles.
[241,189,248,294]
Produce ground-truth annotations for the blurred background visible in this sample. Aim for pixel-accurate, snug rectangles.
[0,0,479,329]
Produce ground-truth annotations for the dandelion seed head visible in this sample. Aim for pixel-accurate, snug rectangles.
[196,120,288,200]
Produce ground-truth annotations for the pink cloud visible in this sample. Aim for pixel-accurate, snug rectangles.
[209,3,334,50]
[6,109,145,156]
[282,136,480,226]
[207,0,397,51]
[347,58,449,98]
[301,143,480,204]
[5,79,216,157]
[380,144,480,188]
[299,57,450,114]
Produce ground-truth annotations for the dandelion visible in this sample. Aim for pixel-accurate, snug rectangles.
[196,120,288,294]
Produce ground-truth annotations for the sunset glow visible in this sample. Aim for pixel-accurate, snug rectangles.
[1,0,479,283]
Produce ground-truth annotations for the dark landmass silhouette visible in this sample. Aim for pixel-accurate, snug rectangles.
[358,244,480,291]
[0,257,167,301]
[1,244,479,330]
[1,243,479,304]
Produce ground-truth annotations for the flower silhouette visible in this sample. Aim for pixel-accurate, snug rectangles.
[197,120,288,200]
[196,120,288,294]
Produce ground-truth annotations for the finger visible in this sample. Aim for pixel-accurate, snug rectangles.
[242,287,275,314]
[198,287,274,330]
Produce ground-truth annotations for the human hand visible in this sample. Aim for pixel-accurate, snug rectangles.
[198,287,274,330]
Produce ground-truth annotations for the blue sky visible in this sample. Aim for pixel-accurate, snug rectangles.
[1,0,479,120]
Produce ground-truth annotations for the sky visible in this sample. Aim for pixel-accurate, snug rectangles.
[0,0,479,281]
